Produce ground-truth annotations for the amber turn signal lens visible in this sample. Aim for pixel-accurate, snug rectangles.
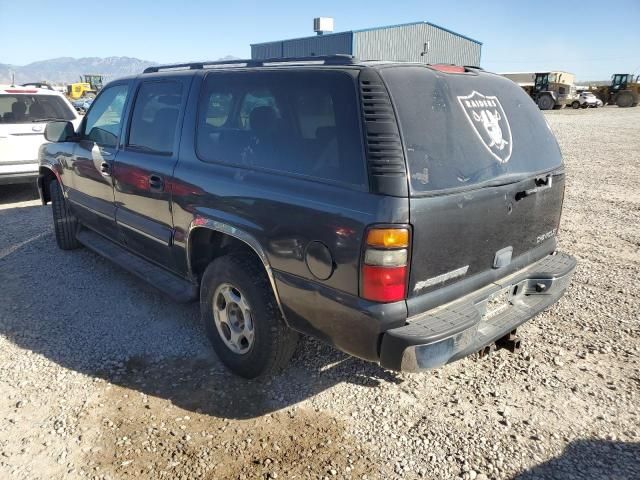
[366,228,409,248]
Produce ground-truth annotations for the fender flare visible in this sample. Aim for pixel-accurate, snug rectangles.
[37,164,63,205]
[540,90,557,101]
[186,218,287,321]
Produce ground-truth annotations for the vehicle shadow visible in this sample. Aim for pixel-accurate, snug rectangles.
[514,439,639,480]
[0,183,40,205]
[0,203,402,420]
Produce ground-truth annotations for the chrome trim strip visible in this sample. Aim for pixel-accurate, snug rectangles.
[116,220,170,245]
[67,198,113,220]
[186,219,286,319]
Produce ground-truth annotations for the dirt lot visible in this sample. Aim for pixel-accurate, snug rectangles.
[0,106,638,480]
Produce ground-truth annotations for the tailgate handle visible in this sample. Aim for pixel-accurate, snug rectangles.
[515,175,552,201]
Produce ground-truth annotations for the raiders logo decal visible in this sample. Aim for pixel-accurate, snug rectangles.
[457,91,513,164]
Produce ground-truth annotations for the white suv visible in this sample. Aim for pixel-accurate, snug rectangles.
[1,86,80,185]
[573,91,602,109]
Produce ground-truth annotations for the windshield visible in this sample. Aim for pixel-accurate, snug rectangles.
[535,74,549,86]
[613,74,629,85]
[380,66,563,193]
[0,94,75,124]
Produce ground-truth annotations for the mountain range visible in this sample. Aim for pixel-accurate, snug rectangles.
[0,56,240,85]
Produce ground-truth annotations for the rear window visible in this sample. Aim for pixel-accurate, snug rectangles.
[196,70,366,187]
[0,94,75,124]
[380,66,563,193]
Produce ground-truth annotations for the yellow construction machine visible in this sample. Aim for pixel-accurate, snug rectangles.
[65,74,104,100]
[595,74,639,107]
[80,74,104,92]
[66,82,95,100]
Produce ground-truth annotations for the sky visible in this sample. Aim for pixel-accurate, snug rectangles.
[1,0,638,80]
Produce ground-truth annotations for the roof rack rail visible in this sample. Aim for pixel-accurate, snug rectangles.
[143,55,357,73]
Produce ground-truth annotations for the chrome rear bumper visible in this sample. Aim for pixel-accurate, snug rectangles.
[379,252,577,372]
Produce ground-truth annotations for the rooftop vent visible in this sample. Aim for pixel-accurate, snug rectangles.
[314,17,334,35]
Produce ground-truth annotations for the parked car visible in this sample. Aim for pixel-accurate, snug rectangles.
[37,57,576,378]
[0,85,80,185]
[573,91,601,109]
[71,96,94,114]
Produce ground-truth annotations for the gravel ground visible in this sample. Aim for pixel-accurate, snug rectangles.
[0,106,638,480]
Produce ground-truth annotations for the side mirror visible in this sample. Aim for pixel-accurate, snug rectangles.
[44,121,76,142]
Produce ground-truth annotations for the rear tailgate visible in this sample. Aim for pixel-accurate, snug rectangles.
[379,66,565,314]
[0,123,46,167]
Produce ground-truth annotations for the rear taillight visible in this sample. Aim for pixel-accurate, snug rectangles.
[361,227,410,303]
[4,89,38,93]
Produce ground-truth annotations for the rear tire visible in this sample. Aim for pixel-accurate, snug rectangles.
[50,180,81,250]
[616,92,634,108]
[538,95,555,110]
[200,253,298,378]
[571,101,580,109]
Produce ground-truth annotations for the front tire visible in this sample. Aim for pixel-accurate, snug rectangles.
[571,101,580,109]
[538,94,555,110]
[50,180,81,250]
[200,254,298,378]
[616,92,634,108]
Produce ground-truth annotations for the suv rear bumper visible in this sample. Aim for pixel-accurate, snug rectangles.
[0,171,38,185]
[379,251,576,371]
[0,160,39,185]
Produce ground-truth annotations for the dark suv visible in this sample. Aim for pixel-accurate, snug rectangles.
[38,56,576,378]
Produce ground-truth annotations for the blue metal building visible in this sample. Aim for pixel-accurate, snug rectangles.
[251,21,482,66]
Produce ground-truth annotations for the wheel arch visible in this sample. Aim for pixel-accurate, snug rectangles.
[186,219,287,320]
[37,165,61,205]
[540,90,557,100]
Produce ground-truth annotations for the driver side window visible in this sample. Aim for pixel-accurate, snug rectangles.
[83,84,129,148]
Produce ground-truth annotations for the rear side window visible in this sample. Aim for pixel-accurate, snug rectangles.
[196,70,366,187]
[0,94,75,124]
[380,66,563,193]
[128,81,183,155]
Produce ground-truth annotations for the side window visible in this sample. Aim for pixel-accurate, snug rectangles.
[83,85,129,147]
[196,72,365,187]
[127,81,183,155]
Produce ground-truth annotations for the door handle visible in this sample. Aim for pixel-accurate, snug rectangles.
[98,147,113,159]
[515,175,553,201]
[149,174,164,192]
[100,162,111,176]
